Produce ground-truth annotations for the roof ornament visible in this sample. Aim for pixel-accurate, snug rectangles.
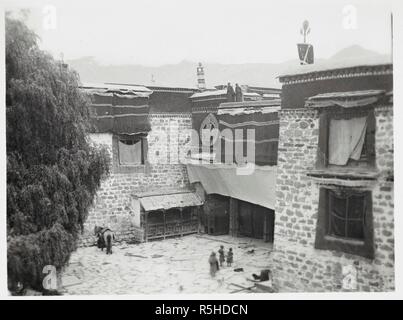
[300,20,311,44]
[298,20,314,65]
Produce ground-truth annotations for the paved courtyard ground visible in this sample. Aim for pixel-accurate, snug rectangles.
[61,234,274,295]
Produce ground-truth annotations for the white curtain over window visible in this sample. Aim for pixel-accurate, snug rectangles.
[328,116,367,166]
[119,139,142,165]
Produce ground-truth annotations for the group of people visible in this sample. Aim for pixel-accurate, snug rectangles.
[208,245,234,277]
[226,82,243,102]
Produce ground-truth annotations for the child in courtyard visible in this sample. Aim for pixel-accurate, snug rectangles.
[209,252,219,277]
[218,245,225,267]
[226,248,233,267]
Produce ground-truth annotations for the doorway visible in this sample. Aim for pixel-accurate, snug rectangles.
[202,194,230,235]
[238,200,275,242]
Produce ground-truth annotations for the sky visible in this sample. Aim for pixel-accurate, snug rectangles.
[5,0,396,66]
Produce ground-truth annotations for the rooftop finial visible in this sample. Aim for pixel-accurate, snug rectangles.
[297,20,314,65]
[300,20,310,44]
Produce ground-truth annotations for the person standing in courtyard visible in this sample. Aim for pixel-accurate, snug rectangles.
[227,248,233,267]
[209,252,219,277]
[218,245,225,267]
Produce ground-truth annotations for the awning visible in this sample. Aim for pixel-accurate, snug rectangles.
[216,103,280,166]
[186,163,277,210]
[90,110,151,134]
[305,90,385,109]
[82,85,152,134]
[139,192,203,212]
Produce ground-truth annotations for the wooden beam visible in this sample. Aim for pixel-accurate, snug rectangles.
[229,283,255,294]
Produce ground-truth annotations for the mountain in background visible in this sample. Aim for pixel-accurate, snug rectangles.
[329,45,387,61]
[68,45,389,89]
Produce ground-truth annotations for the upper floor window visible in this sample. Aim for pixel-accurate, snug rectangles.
[118,135,145,165]
[317,110,375,169]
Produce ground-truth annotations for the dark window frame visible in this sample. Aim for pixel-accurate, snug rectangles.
[316,108,376,170]
[113,133,149,173]
[327,189,366,240]
[314,187,374,259]
[118,136,145,166]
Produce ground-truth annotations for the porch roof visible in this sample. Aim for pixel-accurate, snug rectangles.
[305,89,388,108]
[139,192,203,212]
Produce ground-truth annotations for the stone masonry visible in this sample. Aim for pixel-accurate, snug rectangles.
[272,105,394,292]
[80,113,193,246]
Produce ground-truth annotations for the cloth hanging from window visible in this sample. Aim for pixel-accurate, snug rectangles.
[328,116,367,165]
[119,139,142,165]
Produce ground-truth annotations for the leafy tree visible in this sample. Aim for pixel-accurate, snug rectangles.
[6,13,110,293]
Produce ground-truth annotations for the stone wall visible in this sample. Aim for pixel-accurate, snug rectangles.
[271,106,394,292]
[79,113,193,246]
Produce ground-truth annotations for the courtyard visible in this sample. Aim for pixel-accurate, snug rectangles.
[60,234,274,295]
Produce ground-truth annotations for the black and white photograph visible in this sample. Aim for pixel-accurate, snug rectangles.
[0,0,401,300]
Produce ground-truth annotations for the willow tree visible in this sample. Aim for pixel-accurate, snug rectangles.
[6,14,110,293]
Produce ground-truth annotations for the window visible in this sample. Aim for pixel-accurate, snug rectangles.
[118,135,145,165]
[317,110,375,169]
[315,187,374,259]
[327,189,365,240]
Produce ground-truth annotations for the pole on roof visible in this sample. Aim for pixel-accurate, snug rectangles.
[300,20,310,44]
